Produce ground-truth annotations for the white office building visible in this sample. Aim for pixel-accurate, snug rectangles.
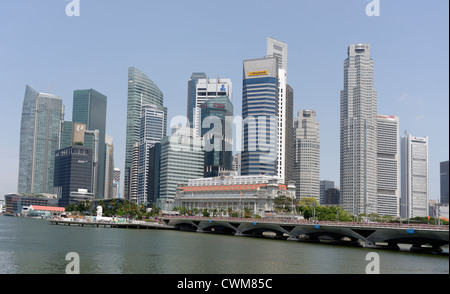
[267,37,293,183]
[174,171,295,217]
[294,110,320,201]
[267,37,288,73]
[186,74,232,137]
[340,44,378,216]
[158,127,204,210]
[401,133,429,218]
[377,115,400,217]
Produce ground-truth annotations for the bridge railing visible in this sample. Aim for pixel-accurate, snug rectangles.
[162,215,449,231]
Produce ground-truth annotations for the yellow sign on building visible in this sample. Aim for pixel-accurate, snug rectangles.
[248,70,268,76]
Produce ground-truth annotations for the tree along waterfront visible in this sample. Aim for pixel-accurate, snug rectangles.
[65,197,448,226]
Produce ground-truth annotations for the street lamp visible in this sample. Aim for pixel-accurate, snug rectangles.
[365,203,372,223]
[435,203,443,226]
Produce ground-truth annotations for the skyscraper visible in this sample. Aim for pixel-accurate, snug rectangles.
[401,133,429,218]
[441,161,449,205]
[124,67,167,201]
[340,44,378,216]
[200,95,233,178]
[320,180,335,205]
[18,85,63,196]
[158,127,204,210]
[54,146,93,207]
[137,104,166,205]
[377,115,400,217]
[284,84,294,183]
[72,88,107,199]
[267,37,293,183]
[294,110,320,201]
[241,56,278,176]
[267,37,288,73]
[147,143,161,204]
[113,167,121,199]
[187,72,207,129]
[104,134,114,199]
[55,122,99,202]
[129,142,140,203]
[186,73,232,137]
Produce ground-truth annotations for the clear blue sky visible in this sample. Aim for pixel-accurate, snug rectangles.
[0,0,448,201]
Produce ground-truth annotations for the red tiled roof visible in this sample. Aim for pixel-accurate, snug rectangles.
[30,205,65,212]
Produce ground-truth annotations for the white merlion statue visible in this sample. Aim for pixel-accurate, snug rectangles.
[96,206,103,218]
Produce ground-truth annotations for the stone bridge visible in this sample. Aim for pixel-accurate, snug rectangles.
[161,216,449,253]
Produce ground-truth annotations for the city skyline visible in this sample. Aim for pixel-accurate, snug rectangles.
[0,1,448,203]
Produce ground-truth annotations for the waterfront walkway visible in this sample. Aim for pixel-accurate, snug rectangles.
[48,218,174,230]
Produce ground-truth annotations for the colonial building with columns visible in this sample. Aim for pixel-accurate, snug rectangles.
[174,172,296,216]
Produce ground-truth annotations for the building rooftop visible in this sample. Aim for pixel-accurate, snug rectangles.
[29,205,65,212]
[180,183,288,192]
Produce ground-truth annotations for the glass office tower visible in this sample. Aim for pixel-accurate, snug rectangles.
[137,104,165,205]
[200,95,233,178]
[54,146,93,207]
[241,56,278,176]
[18,85,64,196]
[72,88,107,199]
[124,67,167,201]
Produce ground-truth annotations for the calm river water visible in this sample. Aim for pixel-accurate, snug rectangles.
[0,215,448,274]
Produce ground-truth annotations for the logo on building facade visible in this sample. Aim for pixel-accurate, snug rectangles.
[248,71,268,77]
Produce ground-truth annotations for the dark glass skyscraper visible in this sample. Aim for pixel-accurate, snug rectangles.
[72,89,107,199]
[200,95,233,178]
[124,67,167,201]
[54,146,93,207]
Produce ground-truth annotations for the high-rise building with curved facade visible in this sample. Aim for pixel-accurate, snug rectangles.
[124,67,167,200]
